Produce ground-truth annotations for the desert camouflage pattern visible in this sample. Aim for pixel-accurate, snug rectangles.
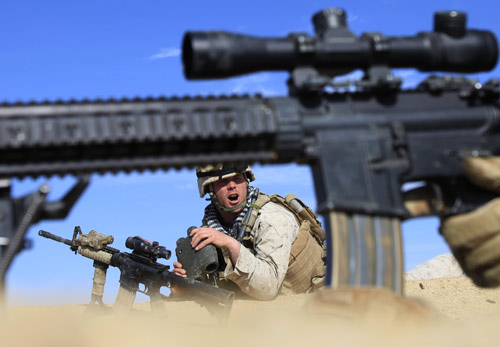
[220,202,300,300]
[239,193,326,294]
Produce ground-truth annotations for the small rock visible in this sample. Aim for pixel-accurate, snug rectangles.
[487,299,496,304]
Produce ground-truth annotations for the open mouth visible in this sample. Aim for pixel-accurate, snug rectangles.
[228,194,239,202]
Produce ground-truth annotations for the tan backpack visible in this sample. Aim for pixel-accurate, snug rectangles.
[242,193,326,294]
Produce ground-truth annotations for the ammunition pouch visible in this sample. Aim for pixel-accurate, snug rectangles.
[282,220,326,294]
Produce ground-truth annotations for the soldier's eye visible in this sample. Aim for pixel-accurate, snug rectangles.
[234,175,245,183]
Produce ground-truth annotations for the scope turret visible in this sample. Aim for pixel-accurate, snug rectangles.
[182,9,498,80]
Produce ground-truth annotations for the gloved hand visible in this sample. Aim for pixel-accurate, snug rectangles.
[441,197,500,287]
[462,157,500,193]
[440,157,500,287]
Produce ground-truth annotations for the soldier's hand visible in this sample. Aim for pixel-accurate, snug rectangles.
[440,157,500,288]
[190,227,240,264]
[190,227,231,250]
[463,157,500,193]
[170,261,187,297]
[172,261,187,278]
[441,197,500,287]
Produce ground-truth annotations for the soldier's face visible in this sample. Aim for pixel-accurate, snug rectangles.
[212,173,248,213]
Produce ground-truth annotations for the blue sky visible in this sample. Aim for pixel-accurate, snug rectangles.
[2,0,499,305]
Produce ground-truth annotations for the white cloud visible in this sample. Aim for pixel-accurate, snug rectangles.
[230,74,268,92]
[347,14,359,23]
[331,69,426,90]
[190,72,285,97]
[148,47,181,60]
[229,73,282,96]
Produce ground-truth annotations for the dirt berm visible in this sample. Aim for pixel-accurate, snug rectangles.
[3,277,500,347]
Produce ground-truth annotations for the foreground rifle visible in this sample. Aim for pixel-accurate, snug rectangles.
[0,9,499,294]
[38,227,234,321]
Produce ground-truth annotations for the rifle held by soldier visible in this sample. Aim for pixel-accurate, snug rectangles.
[38,227,235,321]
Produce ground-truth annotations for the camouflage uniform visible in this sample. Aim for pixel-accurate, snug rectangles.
[221,201,299,300]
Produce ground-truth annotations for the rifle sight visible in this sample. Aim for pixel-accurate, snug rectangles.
[125,236,171,260]
[183,9,498,79]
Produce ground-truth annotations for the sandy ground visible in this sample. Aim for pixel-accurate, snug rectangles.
[3,277,500,346]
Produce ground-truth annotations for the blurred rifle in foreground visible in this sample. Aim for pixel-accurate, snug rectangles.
[0,9,499,294]
[38,227,234,321]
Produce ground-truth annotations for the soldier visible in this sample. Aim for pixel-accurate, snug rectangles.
[173,164,325,300]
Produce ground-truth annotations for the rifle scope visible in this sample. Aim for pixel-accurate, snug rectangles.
[183,9,498,79]
[126,236,171,260]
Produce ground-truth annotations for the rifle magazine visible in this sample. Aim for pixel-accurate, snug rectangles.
[326,212,403,294]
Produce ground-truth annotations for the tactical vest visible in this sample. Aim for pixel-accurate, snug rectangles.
[243,193,326,294]
[207,193,326,295]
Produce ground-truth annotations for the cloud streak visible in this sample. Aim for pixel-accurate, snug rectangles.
[148,47,181,60]
[229,73,283,96]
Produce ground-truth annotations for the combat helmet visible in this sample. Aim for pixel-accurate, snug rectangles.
[196,164,255,198]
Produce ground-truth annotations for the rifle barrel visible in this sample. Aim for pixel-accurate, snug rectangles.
[38,230,73,247]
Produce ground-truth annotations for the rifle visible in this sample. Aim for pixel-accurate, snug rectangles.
[38,227,235,321]
[0,9,499,294]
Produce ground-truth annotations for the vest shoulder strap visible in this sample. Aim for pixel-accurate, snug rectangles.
[243,192,325,243]
[241,193,270,243]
